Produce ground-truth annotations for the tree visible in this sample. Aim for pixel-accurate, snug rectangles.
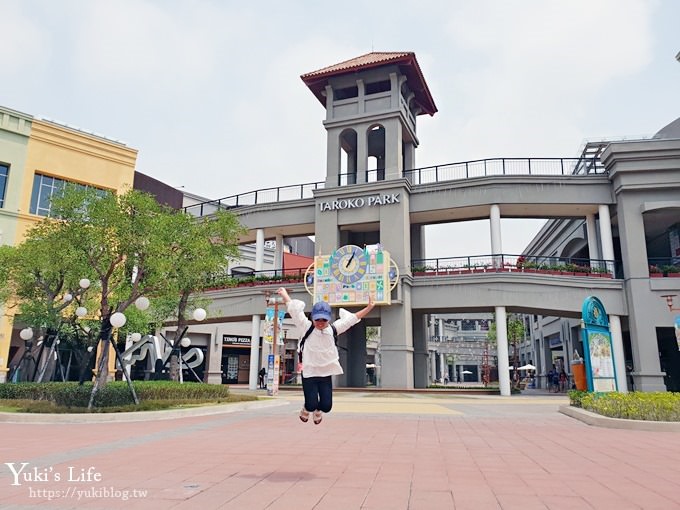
[144,209,244,381]
[0,232,94,382]
[3,186,244,407]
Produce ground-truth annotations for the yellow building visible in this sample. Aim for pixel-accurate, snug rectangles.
[0,106,137,381]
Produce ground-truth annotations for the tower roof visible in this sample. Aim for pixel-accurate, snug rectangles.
[301,51,437,116]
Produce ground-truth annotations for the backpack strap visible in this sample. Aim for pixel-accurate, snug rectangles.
[298,324,338,363]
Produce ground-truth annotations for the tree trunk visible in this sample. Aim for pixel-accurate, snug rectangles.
[88,318,113,409]
[169,291,190,382]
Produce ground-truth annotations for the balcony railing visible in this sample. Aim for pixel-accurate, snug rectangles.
[201,253,627,292]
[648,258,680,277]
[185,182,324,217]
[185,156,605,217]
[204,267,310,290]
[411,254,621,278]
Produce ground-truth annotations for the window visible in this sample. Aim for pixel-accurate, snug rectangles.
[334,85,358,100]
[365,80,390,95]
[0,164,8,208]
[29,173,107,217]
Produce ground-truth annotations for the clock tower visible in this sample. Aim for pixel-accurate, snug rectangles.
[301,52,437,388]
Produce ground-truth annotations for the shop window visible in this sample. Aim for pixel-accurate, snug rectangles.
[0,163,8,208]
[29,173,107,217]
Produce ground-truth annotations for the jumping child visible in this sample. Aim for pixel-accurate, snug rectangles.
[276,287,374,424]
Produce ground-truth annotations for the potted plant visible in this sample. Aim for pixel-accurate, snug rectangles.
[649,265,663,278]
[663,265,680,277]
[573,265,590,277]
[522,261,538,273]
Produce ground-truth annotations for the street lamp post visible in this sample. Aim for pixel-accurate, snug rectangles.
[17,328,36,382]
[265,292,284,396]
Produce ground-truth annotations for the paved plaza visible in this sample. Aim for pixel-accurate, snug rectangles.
[1,390,679,509]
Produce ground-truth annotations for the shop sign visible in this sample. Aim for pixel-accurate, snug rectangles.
[581,296,618,392]
[318,193,400,212]
[223,335,251,346]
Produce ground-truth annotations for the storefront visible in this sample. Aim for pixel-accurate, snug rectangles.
[222,335,254,384]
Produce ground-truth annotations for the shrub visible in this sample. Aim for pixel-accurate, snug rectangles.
[570,390,680,421]
[0,381,234,409]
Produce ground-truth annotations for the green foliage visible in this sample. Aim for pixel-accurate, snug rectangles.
[569,390,680,421]
[4,186,244,391]
[0,381,237,409]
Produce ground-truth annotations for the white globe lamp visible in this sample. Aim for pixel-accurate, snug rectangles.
[193,308,207,321]
[75,307,88,318]
[79,278,91,289]
[130,332,142,342]
[180,337,191,348]
[135,296,150,311]
[110,312,127,328]
[19,328,34,341]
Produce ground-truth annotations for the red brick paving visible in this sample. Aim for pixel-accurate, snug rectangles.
[1,392,679,509]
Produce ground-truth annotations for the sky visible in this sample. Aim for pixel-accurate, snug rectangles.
[2,0,679,259]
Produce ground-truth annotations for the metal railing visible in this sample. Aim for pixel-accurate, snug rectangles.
[204,267,310,290]
[402,157,604,186]
[184,182,324,217]
[411,254,621,278]
[185,156,605,217]
[200,253,627,292]
[648,258,680,275]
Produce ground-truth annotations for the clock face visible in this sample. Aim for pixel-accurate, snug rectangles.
[330,245,368,285]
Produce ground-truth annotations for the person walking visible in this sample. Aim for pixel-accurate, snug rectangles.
[276,287,374,425]
[258,367,266,389]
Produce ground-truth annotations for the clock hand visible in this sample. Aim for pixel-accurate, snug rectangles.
[345,251,356,268]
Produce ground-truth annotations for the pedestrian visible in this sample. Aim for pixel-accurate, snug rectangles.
[559,369,568,392]
[276,287,375,425]
[258,367,266,389]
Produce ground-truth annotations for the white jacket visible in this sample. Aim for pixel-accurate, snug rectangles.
[286,299,360,377]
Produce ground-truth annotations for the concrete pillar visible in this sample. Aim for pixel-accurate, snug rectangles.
[274,234,283,275]
[383,116,404,180]
[249,229,265,390]
[496,306,511,396]
[598,205,615,273]
[413,313,429,389]
[430,351,437,383]
[326,125,341,187]
[609,315,628,393]
[346,323,367,387]
[490,204,502,267]
[206,327,222,385]
[586,213,601,261]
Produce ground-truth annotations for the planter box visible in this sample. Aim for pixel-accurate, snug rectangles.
[649,273,664,278]
[666,273,680,277]
[574,272,588,277]
[522,268,537,273]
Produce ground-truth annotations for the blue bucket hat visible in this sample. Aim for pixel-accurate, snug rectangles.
[311,301,332,321]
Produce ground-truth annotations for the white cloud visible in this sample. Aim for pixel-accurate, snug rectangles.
[2,0,676,258]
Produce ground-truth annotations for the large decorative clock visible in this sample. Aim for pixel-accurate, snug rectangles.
[304,244,399,306]
[329,244,368,284]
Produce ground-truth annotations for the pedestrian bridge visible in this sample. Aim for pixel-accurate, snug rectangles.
[200,272,625,323]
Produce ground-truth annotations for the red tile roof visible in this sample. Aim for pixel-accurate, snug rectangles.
[301,52,437,116]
